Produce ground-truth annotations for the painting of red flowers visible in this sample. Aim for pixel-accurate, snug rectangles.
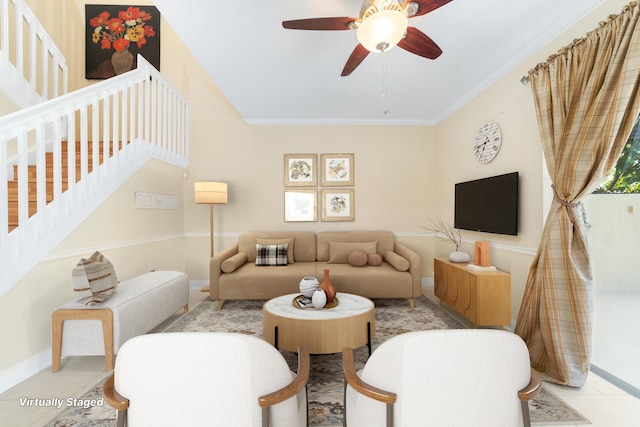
[85,5,160,79]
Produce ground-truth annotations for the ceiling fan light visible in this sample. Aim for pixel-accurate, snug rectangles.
[357,10,408,53]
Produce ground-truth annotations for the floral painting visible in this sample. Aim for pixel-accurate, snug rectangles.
[321,189,355,222]
[85,5,160,79]
[321,153,355,186]
[284,154,317,187]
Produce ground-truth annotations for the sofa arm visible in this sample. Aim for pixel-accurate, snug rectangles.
[394,242,422,298]
[210,244,239,301]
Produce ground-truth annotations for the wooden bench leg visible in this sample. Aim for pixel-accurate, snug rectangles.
[51,308,114,372]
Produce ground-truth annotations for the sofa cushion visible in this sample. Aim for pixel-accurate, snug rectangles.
[328,241,377,264]
[72,251,118,305]
[368,253,383,266]
[384,251,410,271]
[348,250,369,267]
[221,252,248,273]
[257,237,295,263]
[255,244,289,266]
[317,231,395,262]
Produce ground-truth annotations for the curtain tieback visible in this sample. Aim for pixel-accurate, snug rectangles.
[551,185,591,228]
[552,185,580,207]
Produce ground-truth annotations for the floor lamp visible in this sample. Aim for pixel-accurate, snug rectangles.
[195,181,228,292]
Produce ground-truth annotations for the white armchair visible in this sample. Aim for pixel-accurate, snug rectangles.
[103,332,309,427]
[342,329,541,427]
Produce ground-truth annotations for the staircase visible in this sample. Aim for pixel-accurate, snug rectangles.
[7,140,114,232]
[0,0,189,297]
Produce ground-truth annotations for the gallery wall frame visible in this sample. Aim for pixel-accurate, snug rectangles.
[284,154,318,187]
[284,189,318,222]
[321,153,354,187]
[85,4,161,79]
[321,189,355,222]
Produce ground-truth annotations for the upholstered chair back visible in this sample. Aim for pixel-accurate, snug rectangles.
[345,330,533,426]
[113,332,307,426]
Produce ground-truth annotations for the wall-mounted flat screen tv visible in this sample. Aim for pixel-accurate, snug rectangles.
[454,172,519,236]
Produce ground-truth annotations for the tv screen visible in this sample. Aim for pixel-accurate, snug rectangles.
[454,172,519,236]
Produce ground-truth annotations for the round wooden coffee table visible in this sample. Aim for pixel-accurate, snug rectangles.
[263,292,375,355]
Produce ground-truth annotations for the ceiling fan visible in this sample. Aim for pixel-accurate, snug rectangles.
[282,0,453,76]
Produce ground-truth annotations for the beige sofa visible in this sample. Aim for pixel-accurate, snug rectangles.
[210,231,421,309]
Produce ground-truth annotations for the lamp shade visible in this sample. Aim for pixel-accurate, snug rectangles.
[357,9,408,52]
[194,181,228,204]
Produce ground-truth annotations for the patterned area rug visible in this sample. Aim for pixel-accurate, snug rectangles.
[46,296,589,426]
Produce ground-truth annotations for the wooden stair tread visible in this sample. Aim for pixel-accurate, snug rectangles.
[6,139,129,232]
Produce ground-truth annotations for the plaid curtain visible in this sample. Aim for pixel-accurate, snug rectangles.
[515,2,640,387]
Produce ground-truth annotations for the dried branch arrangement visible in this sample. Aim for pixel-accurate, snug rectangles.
[421,217,462,251]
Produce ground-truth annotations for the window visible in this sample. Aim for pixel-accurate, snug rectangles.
[594,114,640,194]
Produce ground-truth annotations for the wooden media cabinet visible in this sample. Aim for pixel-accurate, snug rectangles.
[433,258,511,328]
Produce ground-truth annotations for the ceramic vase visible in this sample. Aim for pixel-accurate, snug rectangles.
[111,48,134,75]
[449,251,471,263]
[299,276,320,297]
[312,289,327,309]
[319,269,336,302]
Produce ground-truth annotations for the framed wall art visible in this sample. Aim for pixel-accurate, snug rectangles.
[321,189,355,222]
[284,154,318,187]
[284,189,318,222]
[85,5,161,79]
[321,153,354,186]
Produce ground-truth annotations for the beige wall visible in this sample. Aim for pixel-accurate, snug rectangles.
[0,0,633,379]
[0,159,186,371]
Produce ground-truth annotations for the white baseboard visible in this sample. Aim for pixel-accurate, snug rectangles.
[0,347,51,395]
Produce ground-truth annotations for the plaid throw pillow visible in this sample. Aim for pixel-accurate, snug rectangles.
[255,243,289,266]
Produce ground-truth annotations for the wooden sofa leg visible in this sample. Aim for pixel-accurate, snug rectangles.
[217,300,225,310]
[407,298,415,310]
[183,304,189,313]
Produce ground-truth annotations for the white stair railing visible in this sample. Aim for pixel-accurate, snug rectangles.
[0,0,68,107]
[0,54,189,296]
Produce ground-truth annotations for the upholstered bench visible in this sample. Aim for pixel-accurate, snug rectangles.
[52,271,189,372]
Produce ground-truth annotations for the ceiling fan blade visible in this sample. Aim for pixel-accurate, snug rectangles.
[403,0,453,18]
[398,27,442,59]
[282,17,356,31]
[341,44,370,76]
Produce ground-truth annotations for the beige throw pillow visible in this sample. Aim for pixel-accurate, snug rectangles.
[256,238,295,264]
[384,251,410,272]
[328,241,377,264]
[221,252,248,273]
[72,251,118,305]
[348,250,369,267]
[368,253,383,266]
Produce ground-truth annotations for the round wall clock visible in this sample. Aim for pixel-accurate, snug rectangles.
[473,122,502,164]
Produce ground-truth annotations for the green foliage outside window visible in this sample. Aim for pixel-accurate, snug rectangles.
[593,114,640,194]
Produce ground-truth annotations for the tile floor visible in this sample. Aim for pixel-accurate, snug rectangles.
[1,288,639,427]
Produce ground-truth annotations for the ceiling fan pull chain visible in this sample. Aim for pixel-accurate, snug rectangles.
[381,50,387,98]
[381,50,391,115]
